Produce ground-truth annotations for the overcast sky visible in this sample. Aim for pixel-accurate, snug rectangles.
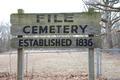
[0,0,84,22]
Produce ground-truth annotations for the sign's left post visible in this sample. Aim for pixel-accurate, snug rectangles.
[17,9,24,80]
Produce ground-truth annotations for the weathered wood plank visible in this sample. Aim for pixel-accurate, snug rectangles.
[10,12,101,36]
[10,12,101,24]
[11,25,101,35]
[10,37,101,48]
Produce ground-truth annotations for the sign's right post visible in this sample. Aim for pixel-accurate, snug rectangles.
[88,8,96,80]
[88,35,94,80]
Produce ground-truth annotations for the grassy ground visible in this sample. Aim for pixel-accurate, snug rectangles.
[0,50,120,79]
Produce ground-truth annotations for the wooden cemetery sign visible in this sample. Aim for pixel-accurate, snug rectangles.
[10,9,101,80]
[10,10,101,49]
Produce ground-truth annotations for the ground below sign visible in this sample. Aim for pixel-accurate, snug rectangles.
[10,37,101,48]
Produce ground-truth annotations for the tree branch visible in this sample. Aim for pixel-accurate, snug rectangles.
[109,0,119,4]
[101,25,106,29]
[110,16,120,22]
[109,18,120,28]
[95,6,120,12]
[101,18,108,23]
[86,3,120,10]
[99,33,107,36]
[86,3,120,12]
[103,0,106,4]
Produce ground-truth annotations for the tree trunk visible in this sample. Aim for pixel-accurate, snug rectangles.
[105,0,113,49]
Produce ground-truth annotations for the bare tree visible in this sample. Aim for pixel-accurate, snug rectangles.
[82,0,120,49]
[0,21,11,52]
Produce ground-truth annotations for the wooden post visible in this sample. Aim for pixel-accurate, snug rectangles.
[96,48,99,78]
[26,52,28,76]
[88,8,94,80]
[88,35,94,80]
[17,9,24,80]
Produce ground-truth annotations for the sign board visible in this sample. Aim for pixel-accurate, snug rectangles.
[10,37,101,48]
[10,12,101,36]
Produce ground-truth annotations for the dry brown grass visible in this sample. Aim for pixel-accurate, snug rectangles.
[0,50,120,79]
